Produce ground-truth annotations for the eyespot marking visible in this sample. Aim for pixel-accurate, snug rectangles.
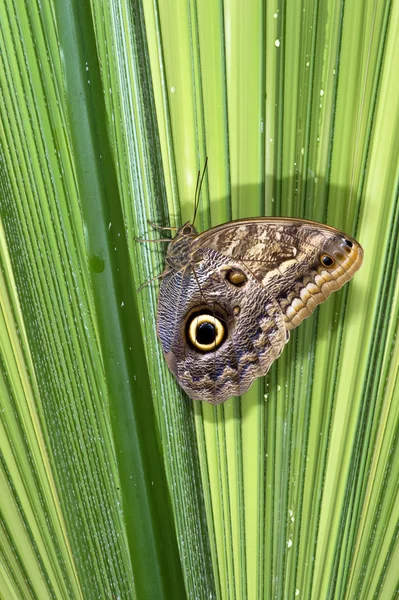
[186,312,226,352]
[320,254,334,267]
[226,268,247,286]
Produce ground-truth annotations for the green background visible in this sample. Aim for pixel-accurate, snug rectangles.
[0,0,398,598]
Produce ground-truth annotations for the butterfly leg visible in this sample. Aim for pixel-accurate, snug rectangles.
[134,237,172,243]
[136,270,169,293]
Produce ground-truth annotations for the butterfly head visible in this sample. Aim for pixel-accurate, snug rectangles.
[165,222,199,268]
[178,222,198,238]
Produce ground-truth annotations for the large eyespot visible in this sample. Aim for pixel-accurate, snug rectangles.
[186,312,226,352]
[226,268,247,286]
[320,254,335,268]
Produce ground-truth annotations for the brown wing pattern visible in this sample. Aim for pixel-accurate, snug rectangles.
[191,218,363,330]
[157,252,288,403]
[156,217,363,403]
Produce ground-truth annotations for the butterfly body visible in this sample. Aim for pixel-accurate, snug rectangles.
[156,218,363,404]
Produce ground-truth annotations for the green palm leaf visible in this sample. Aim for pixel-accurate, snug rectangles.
[0,0,398,599]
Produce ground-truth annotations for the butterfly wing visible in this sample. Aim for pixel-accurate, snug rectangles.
[191,218,363,330]
[156,217,363,403]
[157,254,288,404]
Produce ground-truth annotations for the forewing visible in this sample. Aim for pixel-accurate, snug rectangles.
[191,218,363,330]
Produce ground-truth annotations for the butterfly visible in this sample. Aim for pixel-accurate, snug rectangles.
[154,215,363,404]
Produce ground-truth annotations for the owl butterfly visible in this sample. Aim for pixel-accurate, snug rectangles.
[152,174,363,403]
[155,217,363,403]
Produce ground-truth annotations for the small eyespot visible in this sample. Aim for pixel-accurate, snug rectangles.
[182,225,192,235]
[344,239,353,248]
[320,254,335,267]
[226,269,247,286]
[187,313,225,351]
[233,306,241,316]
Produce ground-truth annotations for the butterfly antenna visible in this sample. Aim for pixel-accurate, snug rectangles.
[192,169,201,223]
[192,156,208,227]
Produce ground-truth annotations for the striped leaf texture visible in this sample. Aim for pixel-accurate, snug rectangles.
[0,0,398,599]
